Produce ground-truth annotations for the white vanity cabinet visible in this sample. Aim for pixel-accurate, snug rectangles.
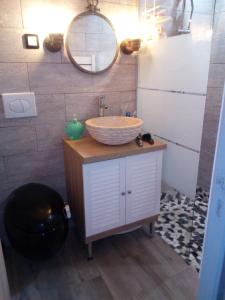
[83,151,162,237]
[64,137,166,258]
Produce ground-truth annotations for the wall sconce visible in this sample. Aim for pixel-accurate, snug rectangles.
[120,39,142,55]
[44,34,64,52]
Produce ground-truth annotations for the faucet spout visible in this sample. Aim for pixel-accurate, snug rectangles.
[98,95,108,117]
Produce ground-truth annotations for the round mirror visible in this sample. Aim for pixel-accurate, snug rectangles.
[66,12,119,74]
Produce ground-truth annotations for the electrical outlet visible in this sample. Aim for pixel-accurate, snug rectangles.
[1,92,37,118]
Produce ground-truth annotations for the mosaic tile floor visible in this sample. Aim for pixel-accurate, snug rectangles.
[155,187,209,272]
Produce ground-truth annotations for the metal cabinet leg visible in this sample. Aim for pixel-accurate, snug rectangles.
[143,221,155,238]
[87,242,93,260]
[149,221,155,238]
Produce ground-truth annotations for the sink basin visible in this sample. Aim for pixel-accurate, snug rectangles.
[85,116,143,145]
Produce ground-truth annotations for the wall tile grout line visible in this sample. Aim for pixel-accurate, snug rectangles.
[19,0,24,29]
[34,126,39,152]
[26,63,31,92]
[63,93,67,123]
[138,87,207,97]
[0,61,137,65]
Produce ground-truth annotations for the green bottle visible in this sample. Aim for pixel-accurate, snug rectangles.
[66,114,85,140]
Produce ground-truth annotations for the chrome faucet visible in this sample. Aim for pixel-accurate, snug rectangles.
[98,95,108,117]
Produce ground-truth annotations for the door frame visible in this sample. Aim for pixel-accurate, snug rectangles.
[0,241,10,300]
[198,84,225,299]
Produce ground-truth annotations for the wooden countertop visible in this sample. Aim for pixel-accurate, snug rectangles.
[64,137,167,164]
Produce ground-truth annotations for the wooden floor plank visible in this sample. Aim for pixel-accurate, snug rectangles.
[76,276,114,300]
[4,229,198,300]
[132,230,190,281]
[94,239,143,299]
[139,266,198,300]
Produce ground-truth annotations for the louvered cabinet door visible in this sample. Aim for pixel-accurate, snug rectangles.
[83,158,126,237]
[125,151,162,224]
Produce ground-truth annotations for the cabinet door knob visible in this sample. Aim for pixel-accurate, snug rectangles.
[121,192,126,196]
[128,190,132,194]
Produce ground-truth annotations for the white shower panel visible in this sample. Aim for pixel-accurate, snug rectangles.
[160,138,200,199]
[137,89,206,151]
[137,0,212,198]
[138,14,212,95]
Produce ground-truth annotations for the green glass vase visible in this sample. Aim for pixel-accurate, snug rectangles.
[66,115,85,140]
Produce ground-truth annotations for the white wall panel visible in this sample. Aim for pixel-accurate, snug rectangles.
[137,88,206,151]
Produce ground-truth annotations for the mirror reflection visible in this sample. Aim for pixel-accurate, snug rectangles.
[66,13,118,73]
[140,0,196,38]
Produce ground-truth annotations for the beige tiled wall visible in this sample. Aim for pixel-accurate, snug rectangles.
[198,2,225,190]
[0,0,138,218]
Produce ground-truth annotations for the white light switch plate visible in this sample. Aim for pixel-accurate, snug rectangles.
[1,92,37,118]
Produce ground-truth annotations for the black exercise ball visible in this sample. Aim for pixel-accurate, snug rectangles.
[4,183,68,260]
